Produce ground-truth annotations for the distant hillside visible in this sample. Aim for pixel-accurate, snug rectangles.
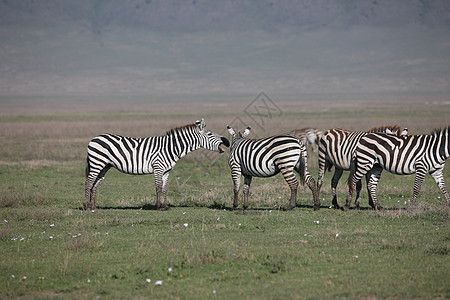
[0,0,449,101]
[1,0,450,30]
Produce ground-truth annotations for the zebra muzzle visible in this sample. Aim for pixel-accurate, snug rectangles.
[221,137,230,147]
[219,137,230,152]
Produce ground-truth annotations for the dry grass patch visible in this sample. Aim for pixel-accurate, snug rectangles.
[64,234,102,252]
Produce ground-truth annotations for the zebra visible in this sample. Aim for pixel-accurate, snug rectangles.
[289,128,323,153]
[84,119,230,211]
[347,126,450,210]
[317,125,407,210]
[227,125,318,210]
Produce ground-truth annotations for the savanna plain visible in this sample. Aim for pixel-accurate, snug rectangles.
[0,98,449,299]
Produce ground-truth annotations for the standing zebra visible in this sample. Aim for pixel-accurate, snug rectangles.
[347,127,450,210]
[317,126,407,210]
[227,126,318,210]
[84,119,230,211]
[289,128,323,153]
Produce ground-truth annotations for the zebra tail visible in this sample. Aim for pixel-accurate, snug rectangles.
[326,161,333,172]
[347,156,357,194]
[85,155,90,178]
[296,154,306,186]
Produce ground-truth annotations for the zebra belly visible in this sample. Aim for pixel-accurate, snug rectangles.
[109,158,154,175]
[376,158,416,175]
[241,161,278,177]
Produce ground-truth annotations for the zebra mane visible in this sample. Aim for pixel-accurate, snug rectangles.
[430,126,450,136]
[165,123,197,136]
[367,125,402,135]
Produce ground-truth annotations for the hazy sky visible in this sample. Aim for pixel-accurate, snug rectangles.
[1,0,449,102]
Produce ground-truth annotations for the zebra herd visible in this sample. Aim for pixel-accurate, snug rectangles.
[84,119,450,211]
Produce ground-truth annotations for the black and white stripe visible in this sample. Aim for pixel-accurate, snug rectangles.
[84,119,229,210]
[347,126,450,210]
[289,128,324,153]
[317,126,407,210]
[227,126,317,210]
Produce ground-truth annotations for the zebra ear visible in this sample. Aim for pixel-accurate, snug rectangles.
[196,119,206,131]
[227,125,235,135]
[242,126,251,137]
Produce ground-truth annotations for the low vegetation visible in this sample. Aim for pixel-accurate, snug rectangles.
[0,99,449,299]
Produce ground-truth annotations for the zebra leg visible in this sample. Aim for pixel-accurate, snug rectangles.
[429,168,450,206]
[305,171,319,210]
[232,174,241,210]
[362,173,375,209]
[295,155,318,210]
[160,171,171,210]
[410,162,431,207]
[316,146,327,207]
[354,179,362,209]
[84,180,93,210]
[89,179,104,210]
[84,165,110,210]
[242,175,252,210]
[346,156,374,211]
[366,165,383,210]
[364,174,375,209]
[281,169,298,210]
[154,170,165,210]
[331,168,343,209]
[409,166,427,207]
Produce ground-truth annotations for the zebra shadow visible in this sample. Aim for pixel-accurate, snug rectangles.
[77,203,407,211]
[78,204,158,210]
[332,206,407,211]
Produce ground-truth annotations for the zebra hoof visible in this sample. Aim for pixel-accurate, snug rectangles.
[343,205,350,211]
[158,205,170,211]
[313,205,320,211]
[84,205,96,211]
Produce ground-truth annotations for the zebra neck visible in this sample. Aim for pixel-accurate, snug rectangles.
[178,143,199,159]
[168,130,200,160]
[438,129,450,160]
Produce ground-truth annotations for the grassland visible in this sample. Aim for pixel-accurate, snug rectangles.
[0,98,449,299]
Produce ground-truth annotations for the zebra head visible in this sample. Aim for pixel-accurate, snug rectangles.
[369,125,408,136]
[196,119,230,153]
[227,125,251,146]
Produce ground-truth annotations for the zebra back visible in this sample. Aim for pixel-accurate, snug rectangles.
[367,125,405,136]
[289,128,323,146]
[355,126,450,175]
[318,125,407,171]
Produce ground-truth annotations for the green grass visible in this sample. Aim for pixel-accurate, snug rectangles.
[0,100,449,299]
[1,158,449,299]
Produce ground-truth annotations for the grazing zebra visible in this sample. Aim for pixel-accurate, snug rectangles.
[289,128,323,153]
[84,119,230,211]
[347,126,450,210]
[227,126,318,210]
[317,126,407,210]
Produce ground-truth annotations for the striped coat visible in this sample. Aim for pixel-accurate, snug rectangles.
[85,119,229,210]
[317,126,407,210]
[227,126,317,210]
[347,127,450,210]
[289,128,323,153]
